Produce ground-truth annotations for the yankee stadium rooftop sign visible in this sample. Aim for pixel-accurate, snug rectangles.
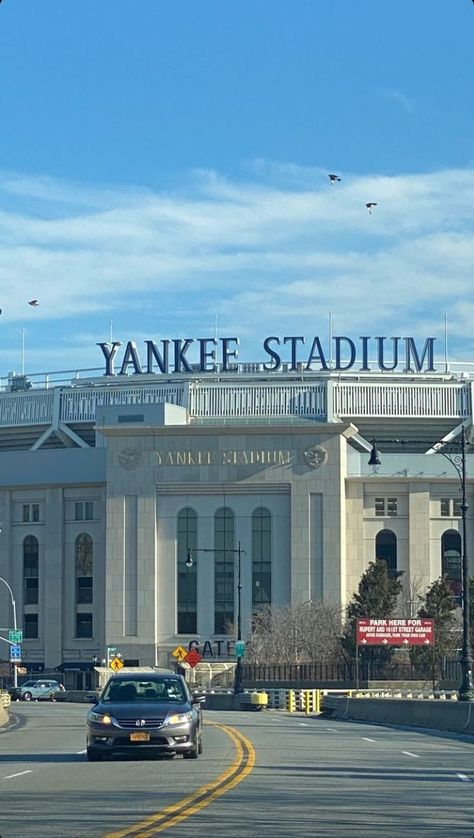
[97,335,437,376]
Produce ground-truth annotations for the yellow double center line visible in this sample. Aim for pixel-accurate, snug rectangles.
[103,722,255,838]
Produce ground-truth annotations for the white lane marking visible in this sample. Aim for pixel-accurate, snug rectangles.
[4,770,33,779]
[363,737,376,742]
[76,749,87,754]
[457,773,471,782]
[298,723,309,726]
[326,728,337,732]
[402,751,420,758]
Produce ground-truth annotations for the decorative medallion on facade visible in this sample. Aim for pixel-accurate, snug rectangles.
[303,445,328,469]
[118,448,142,470]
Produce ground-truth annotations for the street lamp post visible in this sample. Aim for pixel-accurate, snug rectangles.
[0,576,18,689]
[186,542,244,694]
[369,427,474,700]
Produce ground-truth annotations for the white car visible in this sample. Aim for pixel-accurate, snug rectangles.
[16,679,65,701]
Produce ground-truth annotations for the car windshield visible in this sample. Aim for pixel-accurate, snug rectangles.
[101,678,186,703]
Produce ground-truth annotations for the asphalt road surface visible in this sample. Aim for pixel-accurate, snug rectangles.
[0,702,474,838]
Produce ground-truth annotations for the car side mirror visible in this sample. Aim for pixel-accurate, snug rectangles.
[192,694,206,705]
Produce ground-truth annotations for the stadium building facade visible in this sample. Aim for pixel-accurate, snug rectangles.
[0,336,472,687]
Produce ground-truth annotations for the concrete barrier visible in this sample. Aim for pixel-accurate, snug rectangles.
[324,695,474,734]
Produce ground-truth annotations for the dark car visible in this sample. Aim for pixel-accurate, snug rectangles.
[85,670,205,762]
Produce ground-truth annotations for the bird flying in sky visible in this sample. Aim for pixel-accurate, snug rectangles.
[365,202,377,213]
[28,300,39,307]
[328,174,341,183]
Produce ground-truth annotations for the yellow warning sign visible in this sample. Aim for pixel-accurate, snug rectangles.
[110,656,124,671]
[172,645,187,661]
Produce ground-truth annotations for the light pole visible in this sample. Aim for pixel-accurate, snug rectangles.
[369,427,474,700]
[186,542,244,694]
[0,576,18,689]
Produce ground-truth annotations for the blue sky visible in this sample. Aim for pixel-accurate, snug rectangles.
[0,0,473,378]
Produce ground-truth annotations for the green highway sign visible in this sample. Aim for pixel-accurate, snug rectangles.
[235,640,245,658]
[8,630,23,644]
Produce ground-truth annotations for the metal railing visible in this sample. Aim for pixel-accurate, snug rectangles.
[0,371,471,429]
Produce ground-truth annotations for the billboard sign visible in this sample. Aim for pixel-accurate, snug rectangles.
[356,618,434,646]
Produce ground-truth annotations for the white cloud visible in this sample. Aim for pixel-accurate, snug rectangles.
[0,163,473,373]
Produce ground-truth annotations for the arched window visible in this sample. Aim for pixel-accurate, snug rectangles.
[75,533,93,605]
[442,530,462,605]
[23,535,39,606]
[177,508,197,633]
[214,507,235,634]
[376,530,397,576]
[252,507,271,609]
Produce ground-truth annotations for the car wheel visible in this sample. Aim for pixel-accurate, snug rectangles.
[23,692,32,702]
[183,742,199,759]
[49,693,57,702]
[198,736,203,755]
[86,748,102,762]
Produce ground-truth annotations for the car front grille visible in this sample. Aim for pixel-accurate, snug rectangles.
[116,717,166,729]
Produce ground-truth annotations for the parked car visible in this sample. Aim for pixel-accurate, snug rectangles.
[9,679,65,702]
[86,670,205,761]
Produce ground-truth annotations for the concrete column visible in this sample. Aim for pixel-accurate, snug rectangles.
[408,484,431,589]
[43,488,64,669]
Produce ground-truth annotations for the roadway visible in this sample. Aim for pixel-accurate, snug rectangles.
[0,702,473,837]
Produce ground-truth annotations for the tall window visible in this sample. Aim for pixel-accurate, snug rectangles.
[252,507,271,609]
[75,533,93,607]
[177,508,197,633]
[23,535,39,605]
[76,613,93,638]
[376,529,397,576]
[24,613,38,639]
[214,507,235,634]
[442,530,462,605]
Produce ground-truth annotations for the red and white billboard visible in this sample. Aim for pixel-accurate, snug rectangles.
[356,618,434,646]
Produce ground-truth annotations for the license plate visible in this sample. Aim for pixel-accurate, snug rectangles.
[130,732,150,742]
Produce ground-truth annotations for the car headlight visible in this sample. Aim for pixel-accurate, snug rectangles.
[88,711,113,724]
[165,711,193,725]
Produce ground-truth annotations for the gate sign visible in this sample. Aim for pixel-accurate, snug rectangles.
[357,618,434,646]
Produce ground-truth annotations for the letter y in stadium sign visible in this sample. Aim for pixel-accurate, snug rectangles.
[356,618,434,646]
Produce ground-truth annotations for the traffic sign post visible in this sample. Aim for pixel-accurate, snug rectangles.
[355,618,435,689]
[106,645,117,668]
[9,644,21,662]
[184,649,202,668]
[172,645,188,662]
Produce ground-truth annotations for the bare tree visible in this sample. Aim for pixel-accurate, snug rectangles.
[398,575,425,619]
[244,602,343,664]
